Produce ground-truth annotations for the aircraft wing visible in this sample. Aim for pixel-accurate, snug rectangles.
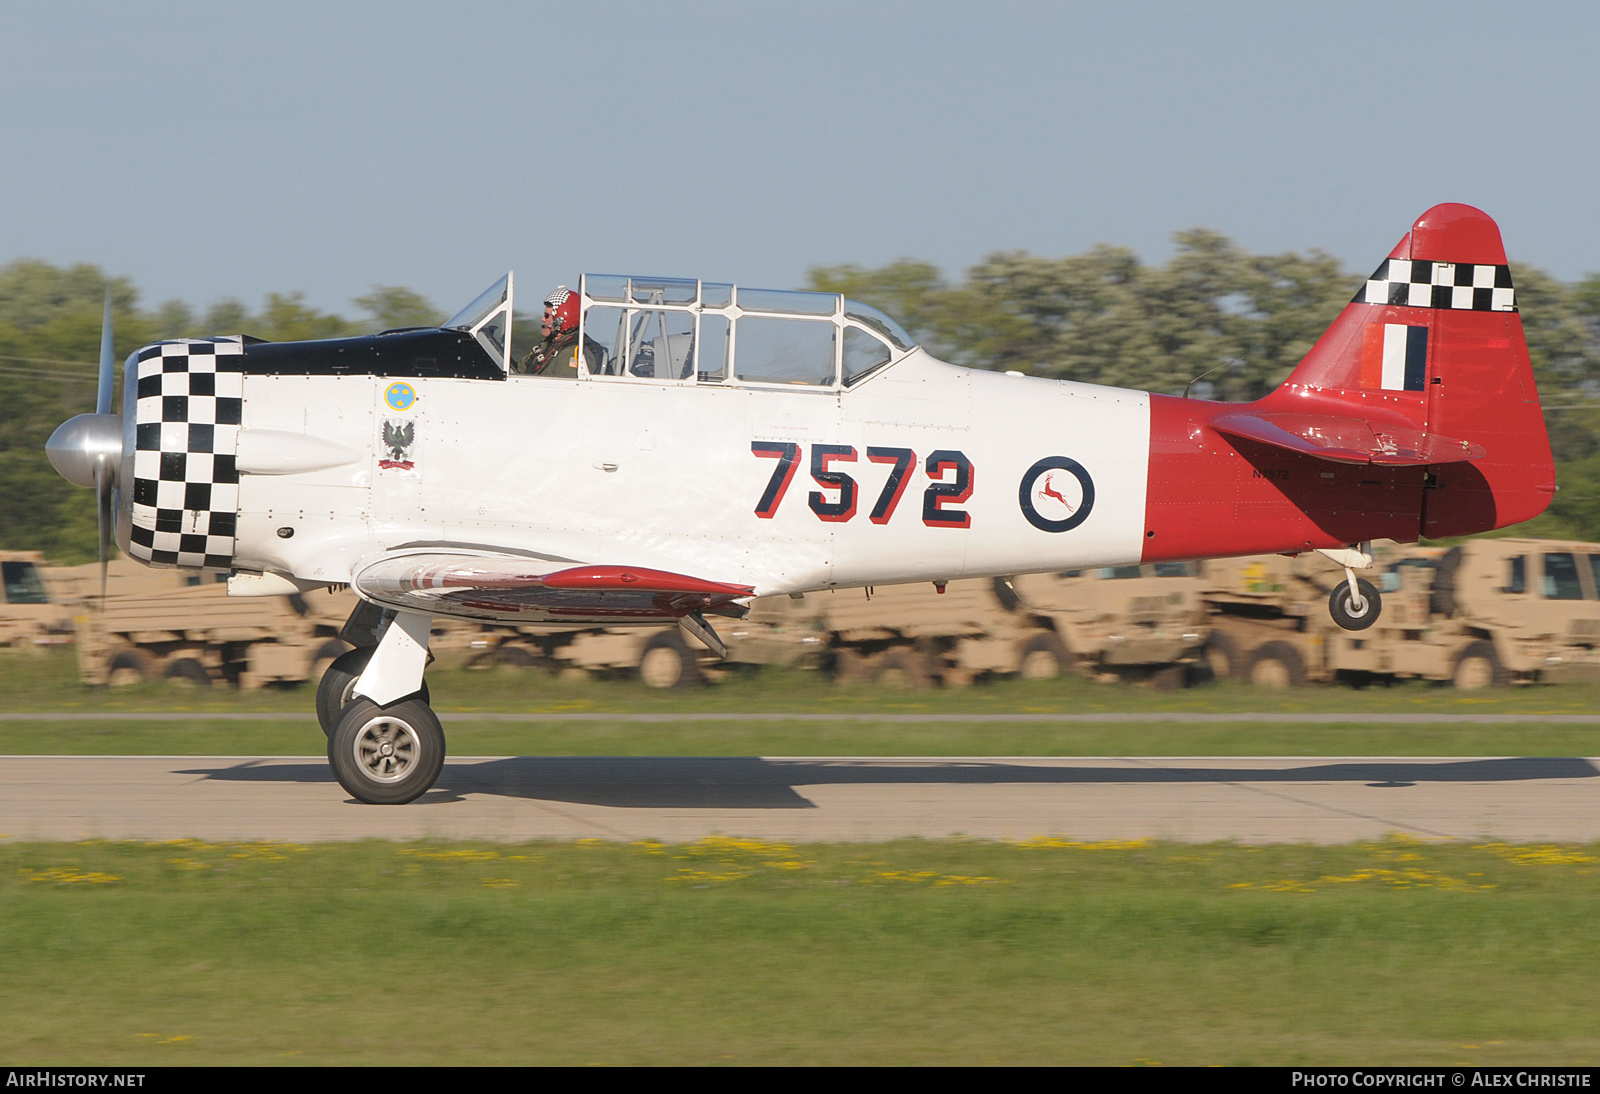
[352,552,755,625]
[1210,412,1487,466]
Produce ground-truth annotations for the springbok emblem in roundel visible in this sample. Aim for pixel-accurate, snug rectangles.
[1018,456,1095,533]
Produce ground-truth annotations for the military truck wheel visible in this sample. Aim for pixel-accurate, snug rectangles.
[328,698,446,805]
[1201,632,1240,680]
[875,648,932,689]
[106,649,156,687]
[1329,579,1382,631]
[316,647,432,737]
[638,631,701,689]
[1018,633,1071,680]
[1453,641,1506,690]
[164,658,212,688]
[1247,641,1305,688]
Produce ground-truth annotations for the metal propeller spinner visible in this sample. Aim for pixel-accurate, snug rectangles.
[44,289,123,603]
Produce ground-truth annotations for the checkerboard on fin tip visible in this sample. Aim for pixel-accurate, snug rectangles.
[128,338,243,570]
[1353,259,1516,312]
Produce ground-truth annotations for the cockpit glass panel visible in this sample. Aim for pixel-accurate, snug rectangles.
[444,275,510,331]
[736,287,839,316]
[698,313,730,382]
[585,306,696,380]
[734,316,835,386]
[842,325,892,386]
[844,300,917,351]
[628,277,698,306]
[584,274,630,303]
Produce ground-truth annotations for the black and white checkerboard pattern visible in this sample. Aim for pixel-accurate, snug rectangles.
[1353,259,1516,312]
[128,339,243,570]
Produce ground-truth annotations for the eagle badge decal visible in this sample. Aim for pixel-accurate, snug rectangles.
[380,419,416,471]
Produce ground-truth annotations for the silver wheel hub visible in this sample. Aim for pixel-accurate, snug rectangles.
[352,716,421,783]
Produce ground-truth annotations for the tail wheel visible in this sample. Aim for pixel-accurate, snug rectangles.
[315,646,429,738]
[1018,632,1071,680]
[1453,640,1506,690]
[1247,641,1306,689]
[638,630,701,689]
[328,698,446,805]
[1329,579,1382,631]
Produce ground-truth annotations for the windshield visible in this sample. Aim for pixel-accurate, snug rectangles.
[444,275,510,331]
[844,300,916,352]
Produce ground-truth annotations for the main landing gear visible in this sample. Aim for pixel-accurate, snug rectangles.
[319,610,444,805]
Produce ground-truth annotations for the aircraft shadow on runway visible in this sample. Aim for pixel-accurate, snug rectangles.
[176,756,1600,810]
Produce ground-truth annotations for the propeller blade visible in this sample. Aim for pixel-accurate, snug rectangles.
[96,287,115,415]
[94,459,112,605]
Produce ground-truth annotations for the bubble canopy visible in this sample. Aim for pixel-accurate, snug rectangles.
[534,274,918,389]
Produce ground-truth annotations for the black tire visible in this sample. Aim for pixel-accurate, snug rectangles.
[1247,641,1306,688]
[164,657,212,688]
[638,630,701,689]
[106,649,156,687]
[328,698,446,805]
[1017,632,1071,680]
[1453,640,1507,690]
[1200,631,1241,680]
[1151,664,1187,691]
[1329,579,1382,631]
[308,639,349,687]
[315,646,429,738]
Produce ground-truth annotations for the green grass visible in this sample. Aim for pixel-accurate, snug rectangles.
[4,837,1597,1065]
[5,713,1600,759]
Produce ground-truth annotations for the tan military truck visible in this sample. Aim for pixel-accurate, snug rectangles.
[69,558,359,688]
[445,563,1209,689]
[0,551,77,649]
[1199,538,1600,688]
[759,563,1209,687]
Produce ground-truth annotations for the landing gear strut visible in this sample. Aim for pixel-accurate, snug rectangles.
[1329,576,1382,631]
[320,609,443,804]
[1318,544,1382,632]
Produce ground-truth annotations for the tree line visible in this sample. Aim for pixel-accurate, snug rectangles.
[3,238,1598,563]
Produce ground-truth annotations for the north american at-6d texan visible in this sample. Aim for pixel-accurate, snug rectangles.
[46,204,1554,804]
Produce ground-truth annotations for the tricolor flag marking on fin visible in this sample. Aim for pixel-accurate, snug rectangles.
[1360,323,1427,392]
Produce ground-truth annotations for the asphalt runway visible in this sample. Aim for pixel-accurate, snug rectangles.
[2,754,1598,844]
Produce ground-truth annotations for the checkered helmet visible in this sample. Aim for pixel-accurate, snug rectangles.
[544,286,578,334]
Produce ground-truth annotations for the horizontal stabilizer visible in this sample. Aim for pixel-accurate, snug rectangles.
[354,552,754,624]
[1210,412,1486,466]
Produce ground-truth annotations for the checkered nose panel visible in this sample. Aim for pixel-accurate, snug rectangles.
[128,339,243,570]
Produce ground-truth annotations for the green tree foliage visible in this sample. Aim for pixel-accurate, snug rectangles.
[0,261,443,561]
[354,286,444,333]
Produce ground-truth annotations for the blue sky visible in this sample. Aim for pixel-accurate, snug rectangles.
[2,1,1595,319]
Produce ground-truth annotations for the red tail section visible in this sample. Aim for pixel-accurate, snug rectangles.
[1144,204,1554,562]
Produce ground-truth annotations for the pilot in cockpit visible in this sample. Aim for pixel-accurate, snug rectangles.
[517,285,606,377]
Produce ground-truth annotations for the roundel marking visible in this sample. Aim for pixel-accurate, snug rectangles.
[385,382,417,411]
[1018,456,1095,533]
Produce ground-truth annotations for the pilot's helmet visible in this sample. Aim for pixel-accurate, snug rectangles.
[544,286,578,335]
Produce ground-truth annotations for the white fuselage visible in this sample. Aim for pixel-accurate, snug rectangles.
[232,350,1152,597]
